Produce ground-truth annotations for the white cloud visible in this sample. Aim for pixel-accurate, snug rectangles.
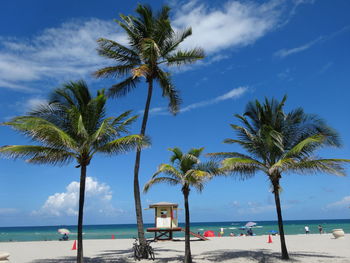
[147,86,248,115]
[33,177,117,217]
[274,36,323,58]
[0,19,125,91]
[173,0,284,55]
[326,196,350,209]
[275,25,350,58]
[181,86,248,113]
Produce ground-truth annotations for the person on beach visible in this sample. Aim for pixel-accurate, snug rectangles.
[220,228,224,236]
[61,233,69,241]
[318,225,323,234]
[247,228,253,236]
[304,226,310,234]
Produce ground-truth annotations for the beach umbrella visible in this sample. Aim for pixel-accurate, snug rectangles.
[203,230,215,237]
[245,222,257,227]
[58,228,70,235]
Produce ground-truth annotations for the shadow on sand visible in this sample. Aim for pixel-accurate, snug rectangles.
[30,248,344,263]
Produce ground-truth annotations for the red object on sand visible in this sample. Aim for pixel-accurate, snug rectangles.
[267,235,272,243]
[72,240,77,250]
[112,234,115,239]
[203,230,215,237]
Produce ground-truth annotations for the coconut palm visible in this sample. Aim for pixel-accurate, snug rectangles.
[0,81,148,263]
[209,96,349,260]
[144,147,220,263]
[94,4,204,245]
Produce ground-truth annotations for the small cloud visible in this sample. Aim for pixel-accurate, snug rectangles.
[33,177,118,217]
[274,37,323,58]
[181,86,248,113]
[148,86,248,115]
[326,196,350,209]
[275,25,350,58]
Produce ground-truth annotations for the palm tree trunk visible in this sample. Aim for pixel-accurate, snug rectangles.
[273,182,289,260]
[134,78,154,247]
[77,164,87,263]
[183,189,192,263]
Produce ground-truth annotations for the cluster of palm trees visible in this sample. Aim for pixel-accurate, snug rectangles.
[0,4,349,263]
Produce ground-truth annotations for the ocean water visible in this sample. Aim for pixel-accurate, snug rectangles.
[0,219,348,242]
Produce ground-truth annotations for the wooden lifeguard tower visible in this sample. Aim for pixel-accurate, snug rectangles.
[146,202,208,241]
[146,202,182,240]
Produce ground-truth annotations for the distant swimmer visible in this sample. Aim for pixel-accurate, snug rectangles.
[304,226,310,234]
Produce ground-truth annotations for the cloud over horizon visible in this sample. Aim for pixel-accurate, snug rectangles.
[33,177,119,217]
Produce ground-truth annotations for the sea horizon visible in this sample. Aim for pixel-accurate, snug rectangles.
[1,219,348,242]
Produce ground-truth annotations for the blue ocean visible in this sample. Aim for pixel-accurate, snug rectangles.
[0,219,348,242]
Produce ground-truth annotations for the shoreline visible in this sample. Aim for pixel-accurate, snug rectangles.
[0,234,348,262]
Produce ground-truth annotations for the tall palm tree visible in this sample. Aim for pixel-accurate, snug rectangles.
[144,147,220,263]
[0,81,148,263]
[209,96,349,260]
[94,4,204,245]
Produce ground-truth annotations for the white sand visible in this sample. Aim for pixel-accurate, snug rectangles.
[0,234,349,262]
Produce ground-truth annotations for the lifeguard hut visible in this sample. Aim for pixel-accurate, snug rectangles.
[146,202,208,241]
[146,202,182,240]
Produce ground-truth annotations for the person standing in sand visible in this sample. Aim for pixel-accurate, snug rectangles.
[304,226,310,234]
[318,225,323,234]
[220,228,224,236]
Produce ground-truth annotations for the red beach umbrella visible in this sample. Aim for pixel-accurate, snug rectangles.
[203,230,215,237]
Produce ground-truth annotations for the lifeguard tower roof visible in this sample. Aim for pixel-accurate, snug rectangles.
[149,202,178,208]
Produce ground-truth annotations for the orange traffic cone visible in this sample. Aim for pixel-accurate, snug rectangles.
[267,235,272,243]
[72,240,77,250]
[112,234,115,239]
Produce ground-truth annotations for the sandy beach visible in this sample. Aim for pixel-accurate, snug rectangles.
[0,234,348,263]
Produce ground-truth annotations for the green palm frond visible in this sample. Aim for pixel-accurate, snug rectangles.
[3,116,77,150]
[0,145,75,165]
[160,28,192,56]
[152,164,183,180]
[283,158,350,176]
[166,48,205,66]
[107,76,141,98]
[96,135,149,155]
[155,68,181,114]
[143,177,179,193]
[93,65,136,79]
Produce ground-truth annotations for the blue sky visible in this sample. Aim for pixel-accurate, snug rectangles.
[0,0,349,227]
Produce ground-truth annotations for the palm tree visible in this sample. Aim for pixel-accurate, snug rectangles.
[94,4,204,246]
[144,147,220,263]
[209,96,349,260]
[0,81,148,263]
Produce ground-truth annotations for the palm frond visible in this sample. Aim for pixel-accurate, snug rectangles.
[0,145,75,165]
[143,177,179,193]
[107,76,141,98]
[155,68,181,114]
[96,135,149,155]
[166,48,205,66]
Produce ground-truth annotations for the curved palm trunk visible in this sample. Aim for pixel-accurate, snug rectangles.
[183,189,192,263]
[77,164,87,263]
[134,78,154,247]
[273,182,289,260]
